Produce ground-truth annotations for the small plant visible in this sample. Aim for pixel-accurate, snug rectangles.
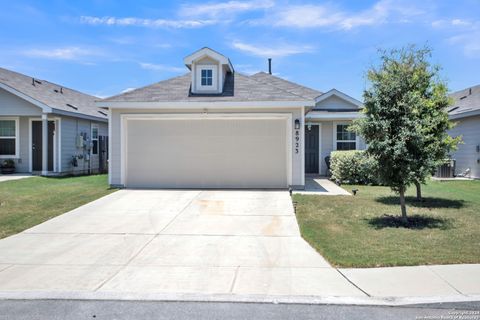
[1,159,15,174]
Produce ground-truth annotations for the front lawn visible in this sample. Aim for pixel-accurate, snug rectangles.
[294,180,480,268]
[0,175,116,239]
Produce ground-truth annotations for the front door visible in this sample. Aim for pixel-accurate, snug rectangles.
[32,121,54,171]
[305,125,319,174]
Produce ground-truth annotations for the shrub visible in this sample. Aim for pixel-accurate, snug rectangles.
[1,159,15,168]
[330,150,379,185]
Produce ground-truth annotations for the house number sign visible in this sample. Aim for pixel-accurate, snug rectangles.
[295,130,300,154]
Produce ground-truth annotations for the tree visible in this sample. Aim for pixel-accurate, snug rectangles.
[351,45,460,223]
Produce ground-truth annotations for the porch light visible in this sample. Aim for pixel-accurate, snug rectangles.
[294,119,301,130]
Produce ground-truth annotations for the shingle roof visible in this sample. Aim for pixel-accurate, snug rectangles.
[102,72,316,103]
[250,72,322,100]
[449,84,480,117]
[0,67,107,120]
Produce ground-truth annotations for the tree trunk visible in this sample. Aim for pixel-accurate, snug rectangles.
[414,181,422,201]
[399,188,408,225]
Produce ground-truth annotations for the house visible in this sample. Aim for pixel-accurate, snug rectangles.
[98,47,364,189]
[0,67,108,175]
[448,85,480,179]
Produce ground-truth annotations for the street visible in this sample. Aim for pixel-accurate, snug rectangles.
[1,300,479,320]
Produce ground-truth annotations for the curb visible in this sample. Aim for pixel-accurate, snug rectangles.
[0,291,479,306]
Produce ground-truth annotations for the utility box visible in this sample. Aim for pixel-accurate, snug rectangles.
[436,159,456,178]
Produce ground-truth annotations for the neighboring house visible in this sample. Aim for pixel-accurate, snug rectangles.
[448,85,480,179]
[0,67,108,175]
[99,47,365,189]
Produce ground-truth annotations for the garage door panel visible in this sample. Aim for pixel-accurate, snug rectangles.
[125,117,288,188]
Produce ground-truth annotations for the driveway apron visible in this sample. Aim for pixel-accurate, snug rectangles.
[0,190,364,297]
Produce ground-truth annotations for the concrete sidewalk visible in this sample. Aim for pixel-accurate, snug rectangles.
[0,190,478,305]
[294,176,351,195]
[0,174,33,183]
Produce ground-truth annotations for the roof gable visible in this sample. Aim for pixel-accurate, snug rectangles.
[183,47,233,72]
[0,67,107,120]
[314,89,362,110]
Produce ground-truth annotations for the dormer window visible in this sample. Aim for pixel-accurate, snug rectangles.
[184,47,234,94]
[195,65,217,92]
[201,69,213,86]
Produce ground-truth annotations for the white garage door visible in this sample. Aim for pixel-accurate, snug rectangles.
[124,116,290,188]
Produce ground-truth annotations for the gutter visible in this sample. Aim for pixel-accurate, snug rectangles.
[96,100,315,109]
[52,108,108,122]
[449,109,480,120]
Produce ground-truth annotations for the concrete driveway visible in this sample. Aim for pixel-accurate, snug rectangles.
[0,190,365,298]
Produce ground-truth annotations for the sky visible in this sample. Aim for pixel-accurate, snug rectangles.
[0,0,479,100]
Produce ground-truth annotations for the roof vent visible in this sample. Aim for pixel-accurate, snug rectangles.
[98,111,107,116]
[54,87,64,94]
[448,106,459,113]
[31,78,41,86]
[66,103,78,110]
[469,88,472,95]
[460,95,467,100]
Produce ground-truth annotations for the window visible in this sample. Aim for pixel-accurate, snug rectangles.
[335,124,356,150]
[0,118,18,158]
[91,124,98,155]
[201,69,213,86]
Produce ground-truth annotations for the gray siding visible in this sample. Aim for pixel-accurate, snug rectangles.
[315,95,358,110]
[0,89,42,116]
[309,120,367,174]
[449,115,480,178]
[1,87,108,175]
[15,117,30,172]
[60,116,107,175]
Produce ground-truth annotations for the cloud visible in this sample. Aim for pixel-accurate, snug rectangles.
[448,30,480,58]
[180,0,274,18]
[23,47,99,60]
[80,16,217,29]
[432,18,473,28]
[232,41,313,58]
[139,62,185,73]
[258,0,423,30]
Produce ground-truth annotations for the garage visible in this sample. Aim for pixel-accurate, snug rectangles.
[122,114,291,189]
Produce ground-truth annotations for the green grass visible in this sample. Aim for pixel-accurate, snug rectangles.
[293,180,480,268]
[0,175,117,239]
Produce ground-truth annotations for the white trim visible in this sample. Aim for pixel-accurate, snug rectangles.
[183,47,233,72]
[300,107,305,186]
[333,121,357,151]
[96,101,313,109]
[108,111,112,185]
[0,117,20,159]
[57,118,62,172]
[120,113,293,188]
[28,117,61,173]
[195,65,218,93]
[318,123,322,174]
[91,123,99,156]
[0,83,52,113]
[306,111,363,120]
[314,89,363,107]
[449,109,480,120]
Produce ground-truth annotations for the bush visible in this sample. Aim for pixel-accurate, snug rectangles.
[1,159,15,168]
[330,150,379,185]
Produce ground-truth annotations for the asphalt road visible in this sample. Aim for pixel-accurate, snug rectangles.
[0,300,479,320]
